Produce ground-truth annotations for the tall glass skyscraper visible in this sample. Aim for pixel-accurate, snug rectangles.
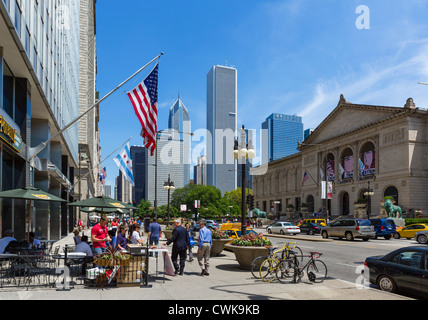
[206,65,237,195]
[168,97,191,184]
[262,113,304,162]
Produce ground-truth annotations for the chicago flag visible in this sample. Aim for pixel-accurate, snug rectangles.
[113,143,135,186]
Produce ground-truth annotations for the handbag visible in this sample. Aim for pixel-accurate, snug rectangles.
[189,237,196,247]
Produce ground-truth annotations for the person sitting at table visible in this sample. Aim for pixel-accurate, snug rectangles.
[116,225,128,251]
[75,235,93,258]
[130,224,144,245]
[107,230,117,248]
[73,229,81,245]
[28,232,41,249]
[0,230,16,254]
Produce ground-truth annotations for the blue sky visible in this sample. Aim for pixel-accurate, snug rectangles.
[96,0,428,186]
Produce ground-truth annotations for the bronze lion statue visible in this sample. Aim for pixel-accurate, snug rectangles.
[384,198,402,219]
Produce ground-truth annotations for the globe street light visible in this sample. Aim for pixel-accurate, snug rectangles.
[233,125,255,237]
[163,174,175,221]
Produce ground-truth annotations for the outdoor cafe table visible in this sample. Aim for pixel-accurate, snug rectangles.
[148,247,174,283]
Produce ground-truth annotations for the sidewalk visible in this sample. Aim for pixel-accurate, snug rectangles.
[0,230,412,301]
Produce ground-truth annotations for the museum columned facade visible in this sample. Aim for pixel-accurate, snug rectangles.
[252,95,428,220]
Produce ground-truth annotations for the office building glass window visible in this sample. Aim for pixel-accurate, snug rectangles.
[3,63,14,119]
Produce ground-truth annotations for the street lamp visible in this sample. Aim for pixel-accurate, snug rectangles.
[163,174,175,221]
[233,125,256,237]
[364,181,374,219]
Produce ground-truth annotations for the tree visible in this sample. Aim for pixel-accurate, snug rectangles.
[135,199,154,218]
[224,188,253,212]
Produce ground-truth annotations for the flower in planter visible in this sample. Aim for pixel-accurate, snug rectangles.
[231,233,272,247]
[211,230,230,240]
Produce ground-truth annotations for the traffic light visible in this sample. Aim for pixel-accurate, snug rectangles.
[250,195,255,211]
[246,194,251,206]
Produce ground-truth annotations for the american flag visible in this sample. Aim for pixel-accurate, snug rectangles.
[302,171,310,186]
[100,167,107,185]
[127,63,159,156]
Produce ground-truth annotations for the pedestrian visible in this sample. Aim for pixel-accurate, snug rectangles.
[185,223,195,262]
[147,218,162,247]
[91,216,111,255]
[164,219,189,276]
[111,218,118,236]
[197,220,212,276]
[28,232,41,249]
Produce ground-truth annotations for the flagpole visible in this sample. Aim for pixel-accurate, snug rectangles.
[69,137,133,192]
[28,52,164,162]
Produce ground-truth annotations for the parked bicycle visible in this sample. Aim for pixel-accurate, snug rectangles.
[286,252,328,284]
[256,242,303,282]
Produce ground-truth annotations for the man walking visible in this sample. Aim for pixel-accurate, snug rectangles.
[165,219,189,276]
[198,220,212,276]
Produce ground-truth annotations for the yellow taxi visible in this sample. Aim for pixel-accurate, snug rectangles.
[298,219,327,227]
[220,223,266,245]
[394,224,428,239]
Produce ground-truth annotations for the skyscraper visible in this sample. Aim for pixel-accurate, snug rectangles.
[262,113,304,162]
[130,145,148,205]
[168,97,191,185]
[206,65,237,195]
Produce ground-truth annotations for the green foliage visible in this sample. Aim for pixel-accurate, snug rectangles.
[405,219,428,226]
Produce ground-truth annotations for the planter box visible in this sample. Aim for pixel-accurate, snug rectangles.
[163,229,173,241]
[210,238,232,257]
[225,244,270,270]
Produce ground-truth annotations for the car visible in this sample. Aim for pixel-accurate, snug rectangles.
[267,222,301,235]
[205,220,220,230]
[298,219,327,227]
[321,219,376,241]
[369,219,396,240]
[364,246,428,299]
[299,222,322,235]
[394,224,428,240]
[415,231,428,244]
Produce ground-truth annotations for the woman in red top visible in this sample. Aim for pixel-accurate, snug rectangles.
[91,217,111,255]
[111,218,119,236]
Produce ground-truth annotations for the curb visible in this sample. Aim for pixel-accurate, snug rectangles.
[262,233,334,242]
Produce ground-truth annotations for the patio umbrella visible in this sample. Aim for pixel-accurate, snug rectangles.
[0,187,67,241]
[68,196,137,212]
[80,206,130,215]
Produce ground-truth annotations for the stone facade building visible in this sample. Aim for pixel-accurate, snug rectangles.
[253,95,428,220]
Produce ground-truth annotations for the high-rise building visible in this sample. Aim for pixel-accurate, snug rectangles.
[194,155,207,186]
[130,145,148,206]
[147,131,186,207]
[168,97,191,185]
[76,0,100,227]
[304,128,315,140]
[262,113,304,162]
[206,65,237,195]
[0,1,85,240]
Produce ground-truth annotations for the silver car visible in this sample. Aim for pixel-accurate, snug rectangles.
[267,222,301,235]
[415,230,428,244]
[321,219,375,241]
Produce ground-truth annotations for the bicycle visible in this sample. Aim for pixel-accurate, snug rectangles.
[257,242,303,282]
[287,252,328,284]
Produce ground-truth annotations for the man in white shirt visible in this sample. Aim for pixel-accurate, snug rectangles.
[29,232,41,249]
[75,236,93,257]
[0,230,16,254]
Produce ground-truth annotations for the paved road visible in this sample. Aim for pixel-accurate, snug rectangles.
[262,229,421,299]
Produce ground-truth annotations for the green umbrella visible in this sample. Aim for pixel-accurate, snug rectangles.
[68,196,137,211]
[80,206,130,214]
[0,187,67,241]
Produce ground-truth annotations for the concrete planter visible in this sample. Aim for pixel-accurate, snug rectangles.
[163,229,173,241]
[210,238,232,257]
[225,244,270,270]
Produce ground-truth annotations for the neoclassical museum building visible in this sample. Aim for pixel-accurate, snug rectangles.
[252,95,428,219]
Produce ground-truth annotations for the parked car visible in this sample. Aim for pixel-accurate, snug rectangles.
[299,222,322,235]
[394,224,428,240]
[321,219,375,241]
[415,231,428,244]
[205,220,220,230]
[364,246,428,299]
[369,219,396,240]
[298,219,327,227]
[267,222,301,235]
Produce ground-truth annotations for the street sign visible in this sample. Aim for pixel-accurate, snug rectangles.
[180,205,187,212]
